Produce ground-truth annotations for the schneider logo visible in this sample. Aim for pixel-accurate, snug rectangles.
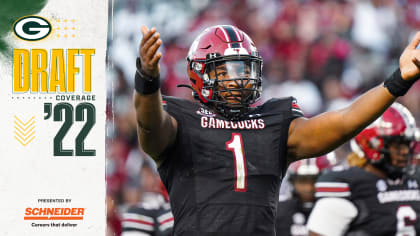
[24,207,85,220]
[13,16,52,41]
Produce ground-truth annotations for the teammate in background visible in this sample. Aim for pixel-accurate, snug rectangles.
[307,103,420,236]
[122,163,173,236]
[135,24,420,235]
[409,132,420,179]
[276,155,336,236]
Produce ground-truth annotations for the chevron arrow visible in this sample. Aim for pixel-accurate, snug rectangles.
[14,116,35,146]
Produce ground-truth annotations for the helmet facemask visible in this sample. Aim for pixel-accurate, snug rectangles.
[202,55,262,120]
[374,136,417,179]
[184,25,263,120]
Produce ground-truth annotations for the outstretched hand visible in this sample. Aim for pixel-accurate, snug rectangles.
[139,26,162,78]
[400,31,420,81]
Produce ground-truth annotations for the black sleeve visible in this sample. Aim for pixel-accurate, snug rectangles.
[290,97,304,118]
[158,96,197,194]
[160,95,193,158]
[260,96,305,176]
[161,95,184,123]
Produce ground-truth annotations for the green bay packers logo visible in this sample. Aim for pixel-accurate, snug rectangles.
[13,16,51,41]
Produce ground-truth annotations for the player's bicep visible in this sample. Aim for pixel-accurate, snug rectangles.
[160,112,178,150]
[287,116,306,145]
[287,111,345,161]
[307,197,358,236]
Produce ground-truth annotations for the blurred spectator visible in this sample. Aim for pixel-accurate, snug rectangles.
[347,0,400,89]
[263,59,323,116]
[322,76,352,111]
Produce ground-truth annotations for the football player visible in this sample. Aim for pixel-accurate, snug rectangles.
[122,171,173,236]
[307,103,420,236]
[276,155,335,236]
[409,130,420,179]
[134,24,420,235]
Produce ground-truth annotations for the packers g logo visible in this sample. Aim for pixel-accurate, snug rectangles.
[13,16,52,41]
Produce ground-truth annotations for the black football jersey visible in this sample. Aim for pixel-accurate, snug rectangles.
[122,194,173,236]
[158,96,303,236]
[315,167,420,236]
[276,197,313,236]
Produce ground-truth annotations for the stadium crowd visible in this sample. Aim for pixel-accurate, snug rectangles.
[105,0,420,235]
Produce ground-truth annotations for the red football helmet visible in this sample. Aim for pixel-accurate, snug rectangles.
[288,153,336,180]
[185,25,262,120]
[351,103,418,178]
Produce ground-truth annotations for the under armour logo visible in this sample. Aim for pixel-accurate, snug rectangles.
[208,53,218,59]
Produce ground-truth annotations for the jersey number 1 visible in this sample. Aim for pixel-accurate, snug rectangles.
[226,133,247,192]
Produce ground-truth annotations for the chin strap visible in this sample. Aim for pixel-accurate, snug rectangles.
[176,84,202,102]
[176,84,250,120]
[373,152,405,180]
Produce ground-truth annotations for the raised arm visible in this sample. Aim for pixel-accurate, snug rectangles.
[134,26,177,165]
[287,32,420,161]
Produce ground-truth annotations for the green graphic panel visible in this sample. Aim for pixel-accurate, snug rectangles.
[0,0,48,54]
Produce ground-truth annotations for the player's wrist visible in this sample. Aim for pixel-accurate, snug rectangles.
[134,57,160,95]
[384,68,418,97]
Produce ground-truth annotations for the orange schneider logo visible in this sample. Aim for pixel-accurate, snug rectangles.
[24,208,85,220]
